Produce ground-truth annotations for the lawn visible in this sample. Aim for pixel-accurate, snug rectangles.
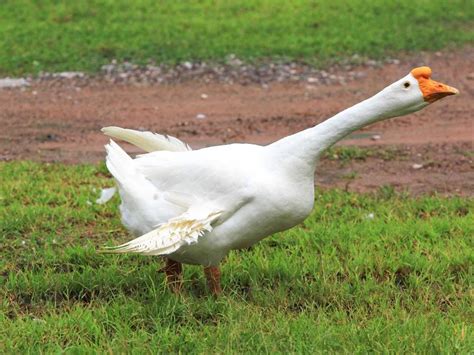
[1,161,472,352]
[0,0,473,75]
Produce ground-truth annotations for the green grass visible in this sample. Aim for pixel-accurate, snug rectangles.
[1,161,472,352]
[324,145,406,165]
[0,0,473,75]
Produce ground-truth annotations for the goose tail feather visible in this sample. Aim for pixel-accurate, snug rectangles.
[102,126,191,153]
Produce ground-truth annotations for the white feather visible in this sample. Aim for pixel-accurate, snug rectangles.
[102,126,191,153]
[103,210,222,255]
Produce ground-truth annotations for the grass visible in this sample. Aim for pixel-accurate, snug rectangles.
[324,145,405,165]
[0,0,473,75]
[0,161,472,352]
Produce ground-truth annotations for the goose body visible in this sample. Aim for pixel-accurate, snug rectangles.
[103,67,458,293]
[107,141,315,266]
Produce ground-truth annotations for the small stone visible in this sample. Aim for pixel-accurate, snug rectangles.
[182,61,193,70]
[307,77,318,83]
[101,64,115,73]
[371,134,381,141]
[366,60,377,67]
[57,71,84,79]
[353,72,367,79]
[32,90,38,95]
[200,93,208,100]
[412,163,423,170]
[0,78,29,88]
[365,213,375,219]
[196,113,207,120]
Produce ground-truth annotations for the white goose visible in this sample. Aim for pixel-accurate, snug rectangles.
[102,67,458,295]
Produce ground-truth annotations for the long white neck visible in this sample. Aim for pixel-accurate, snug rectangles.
[268,87,414,171]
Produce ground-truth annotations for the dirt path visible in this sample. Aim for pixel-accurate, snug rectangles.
[1,49,472,195]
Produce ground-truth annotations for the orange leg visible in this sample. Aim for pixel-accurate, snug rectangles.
[204,266,222,296]
[163,258,183,293]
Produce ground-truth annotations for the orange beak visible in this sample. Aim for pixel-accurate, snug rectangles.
[411,67,459,103]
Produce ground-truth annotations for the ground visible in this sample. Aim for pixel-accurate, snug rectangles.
[1,48,472,195]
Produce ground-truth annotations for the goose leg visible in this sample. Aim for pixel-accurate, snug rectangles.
[164,258,183,293]
[204,266,222,296]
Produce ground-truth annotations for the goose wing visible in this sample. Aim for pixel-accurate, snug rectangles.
[103,208,223,255]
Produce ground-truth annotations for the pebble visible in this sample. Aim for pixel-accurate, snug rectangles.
[352,72,367,79]
[14,55,394,87]
[387,59,400,65]
[412,163,424,170]
[196,113,207,120]
[0,78,29,88]
[365,60,378,67]
[371,134,381,141]
[57,72,84,79]
[182,61,193,70]
[201,93,208,100]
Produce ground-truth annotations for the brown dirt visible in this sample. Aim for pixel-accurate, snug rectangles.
[1,49,473,196]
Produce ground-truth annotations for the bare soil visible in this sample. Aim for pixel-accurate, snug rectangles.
[1,49,473,196]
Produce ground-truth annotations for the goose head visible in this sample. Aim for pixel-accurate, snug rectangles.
[374,66,459,119]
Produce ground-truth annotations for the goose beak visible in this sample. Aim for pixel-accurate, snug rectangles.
[411,66,459,103]
[422,79,459,103]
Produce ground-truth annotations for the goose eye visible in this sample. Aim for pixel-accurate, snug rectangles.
[404,82,410,88]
